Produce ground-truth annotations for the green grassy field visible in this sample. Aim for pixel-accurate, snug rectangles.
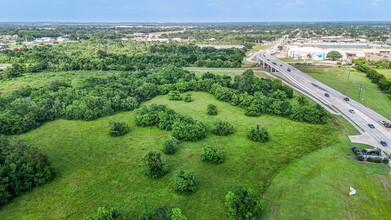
[297,66,391,121]
[0,70,118,93]
[377,69,391,80]
[1,92,341,219]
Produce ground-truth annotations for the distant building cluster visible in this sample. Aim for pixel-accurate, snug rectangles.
[286,35,391,61]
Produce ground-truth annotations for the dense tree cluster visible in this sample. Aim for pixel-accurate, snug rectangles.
[0,42,245,79]
[135,104,207,142]
[354,62,391,96]
[0,135,54,205]
[0,67,328,136]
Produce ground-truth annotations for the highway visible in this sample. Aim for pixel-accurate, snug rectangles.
[256,50,391,157]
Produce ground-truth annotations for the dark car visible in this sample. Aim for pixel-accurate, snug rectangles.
[349,109,354,113]
[325,93,330,97]
[368,124,375,129]
[344,97,350,101]
[380,141,388,147]
[287,68,291,72]
[280,64,283,67]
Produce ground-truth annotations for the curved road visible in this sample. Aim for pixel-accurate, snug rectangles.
[256,51,391,157]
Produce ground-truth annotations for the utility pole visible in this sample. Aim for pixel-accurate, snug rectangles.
[358,83,363,101]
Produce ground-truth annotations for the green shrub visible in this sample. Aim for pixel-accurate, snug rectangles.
[134,105,160,127]
[184,93,193,102]
[140,151,169,178]
[225,186,261,220]
[374,157,382,163]
[168,91,182,101]
[248,125,269,142]
[212,120,235,136]
[201,145,224,164]
[356,153,364,161]
[158,107,179,131]
[107,120,130,137]
[171,120,207,142]
[173,170,198,193]
[0,135,54,205]
[367,157,374,162]
[207,104,218,115]
[152,204,173,220]
[383,157,390,164]
[84,207,124,220]
[171,208,187,220]
[162,137,180,155]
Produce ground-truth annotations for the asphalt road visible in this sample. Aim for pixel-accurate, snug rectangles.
[257,52,391,156]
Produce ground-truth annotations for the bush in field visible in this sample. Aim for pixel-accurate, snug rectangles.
[184,93,193,102]
[367,157,374,162]
[162,137,180,155]
[158,107,179,131]
[0,135,54,205]
[207,104,218,115]
[171,208,187,220]
[173,170,198,193]
[140,151,169,178]
[107,120,130,137]
[201,145,224,164]
[171,120,207,142]
[383,157,390,164]
[83,207,124,220]
[212,120,235,136]
[152,204,173,220]
[248,125,269,142]
[134,105,160,127]
[225,186,261,220]
[168,91,182,101]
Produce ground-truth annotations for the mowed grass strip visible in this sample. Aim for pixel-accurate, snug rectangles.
[0,92,338,219]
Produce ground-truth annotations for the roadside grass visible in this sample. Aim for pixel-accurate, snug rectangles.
[263,134,391,220]
[0,92,339,219]
[297,66,391,120]
[377,69,391,80]
[278,58,301,62]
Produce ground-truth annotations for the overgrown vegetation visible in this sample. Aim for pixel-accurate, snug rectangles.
[140,151,169,178]
[212,120,235,136]
[173,170,198,193]
[225,186,261,220]
[201,145,225,164]
[0,135,53,205]
[248,125,269,142]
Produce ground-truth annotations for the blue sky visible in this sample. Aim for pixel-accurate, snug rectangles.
[0,0,390,22]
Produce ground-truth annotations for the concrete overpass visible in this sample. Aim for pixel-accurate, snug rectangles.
[256,52,391,158]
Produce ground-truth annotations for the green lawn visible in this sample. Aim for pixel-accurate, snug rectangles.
[377,69,391,80]
[1,92,340,219]
[263,134,391,219]
[297,66,391,121]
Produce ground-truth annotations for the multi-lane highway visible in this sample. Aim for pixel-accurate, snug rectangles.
[256,51,391,157]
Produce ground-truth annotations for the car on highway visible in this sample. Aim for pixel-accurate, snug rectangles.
[349,109,355,113]
[379,120,386,125]
[267,59,270,61]
[272,62,277,65]
[368,123,375,129]
[287,68,291,72]
[344,97,350,101]
[324,93,330,97]
[280,64,283,67]
[380,141,388,147]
